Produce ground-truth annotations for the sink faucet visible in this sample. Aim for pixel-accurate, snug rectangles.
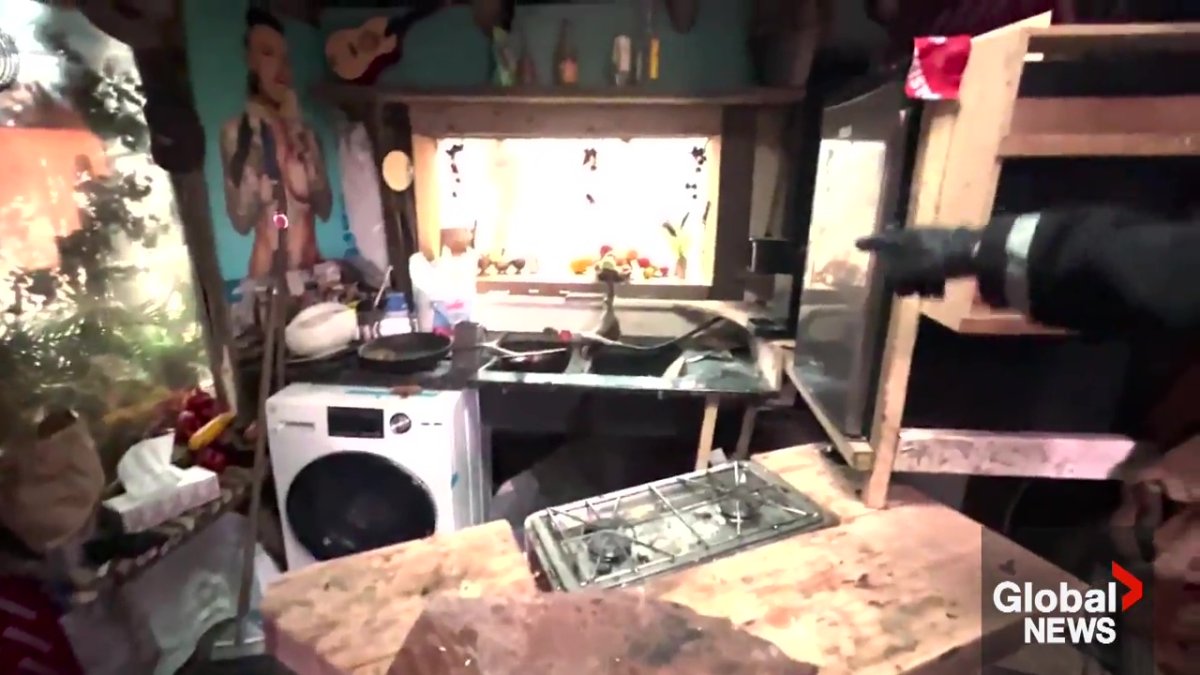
[594,273,623,342]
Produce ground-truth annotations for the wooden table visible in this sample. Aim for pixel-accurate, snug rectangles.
[262,445,1082,674]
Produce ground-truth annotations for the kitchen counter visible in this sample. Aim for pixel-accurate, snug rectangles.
[277,300,790,469]
[292,352,776,399]
[261,445,1082,674]
[278,300,786,400]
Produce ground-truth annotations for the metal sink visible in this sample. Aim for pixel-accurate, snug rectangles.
[585,342,683,377]
[474,330,774,397]
[483,336,572,374]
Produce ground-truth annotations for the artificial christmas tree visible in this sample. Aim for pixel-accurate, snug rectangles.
[0,20,207,476]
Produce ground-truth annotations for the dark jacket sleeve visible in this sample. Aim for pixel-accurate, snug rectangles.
[974,206,1200,334]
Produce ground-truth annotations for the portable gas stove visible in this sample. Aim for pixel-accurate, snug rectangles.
[525,461,835,591]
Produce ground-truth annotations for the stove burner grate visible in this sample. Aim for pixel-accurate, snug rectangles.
[528,461,836,591]
[717,495,760,524]
[583,517,634,571]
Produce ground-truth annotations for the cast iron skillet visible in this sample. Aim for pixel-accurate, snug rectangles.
[357,332,451,375]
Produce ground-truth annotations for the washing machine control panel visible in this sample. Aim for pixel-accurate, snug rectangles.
[326,406,385,439]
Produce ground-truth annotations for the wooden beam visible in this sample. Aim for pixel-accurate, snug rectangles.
[894,428,1140,479]
[919,302,1067,336]
[711,107,755,300]
[1028,22,1200,58]
[410,134,441,261]
[314,83,807,107]
[1000,132,1200,157]
[1001,95,1200,157]
[1009,96,1200,136]
[407,103,722,138]
[364,103,416,294]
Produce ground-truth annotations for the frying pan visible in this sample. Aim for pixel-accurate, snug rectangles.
[358,332,451,375]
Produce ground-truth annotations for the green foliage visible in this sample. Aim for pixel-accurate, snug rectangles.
[0,22,206,466]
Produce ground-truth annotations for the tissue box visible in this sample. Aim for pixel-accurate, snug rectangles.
[104,467,220,533]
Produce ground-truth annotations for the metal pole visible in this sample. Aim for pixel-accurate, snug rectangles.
[234,213,289,645]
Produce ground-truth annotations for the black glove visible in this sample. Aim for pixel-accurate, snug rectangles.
[855,227,980,298]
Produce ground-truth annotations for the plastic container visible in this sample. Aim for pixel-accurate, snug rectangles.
[409,251,477,335]
[378,292,413,336]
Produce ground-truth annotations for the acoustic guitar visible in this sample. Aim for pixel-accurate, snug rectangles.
[325,3,443,83]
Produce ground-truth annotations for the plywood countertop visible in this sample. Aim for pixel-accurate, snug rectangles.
[263,446,1076,674]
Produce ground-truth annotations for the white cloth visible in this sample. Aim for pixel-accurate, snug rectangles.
[337,123,389,272]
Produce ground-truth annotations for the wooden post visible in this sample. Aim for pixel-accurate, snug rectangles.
[862,14,1047,508]
[694,396,721,471]
[363,103,416,296]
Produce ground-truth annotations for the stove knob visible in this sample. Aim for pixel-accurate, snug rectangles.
[389,413,412,434]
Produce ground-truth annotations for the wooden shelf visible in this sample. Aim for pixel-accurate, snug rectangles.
[1001,95,1200,157]
[1001,131,1200,157]
[920,301,1067,336]
[894,428,1138,478]
[313,82,807,107]
[1027,22,1200,57]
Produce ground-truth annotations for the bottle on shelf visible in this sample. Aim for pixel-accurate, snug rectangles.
[517,32,539,85]
[639,0,660,84]
[611,35,632,86]
[554,19,579,86]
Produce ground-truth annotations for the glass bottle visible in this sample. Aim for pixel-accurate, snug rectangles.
[554,19,579,86]
[517,33,539,85]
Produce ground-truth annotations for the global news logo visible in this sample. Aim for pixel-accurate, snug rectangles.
[992,562,1143,646]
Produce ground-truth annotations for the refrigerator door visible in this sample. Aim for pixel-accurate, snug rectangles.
[793,79,918,438]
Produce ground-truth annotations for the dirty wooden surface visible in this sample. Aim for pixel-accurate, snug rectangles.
[649,446,1079,675]
[263,446,1075,675]
[261,521,537,674]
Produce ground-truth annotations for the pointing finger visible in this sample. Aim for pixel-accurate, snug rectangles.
[855,235,902,252]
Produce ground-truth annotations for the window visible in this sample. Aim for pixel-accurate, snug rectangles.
[435,136,719,288]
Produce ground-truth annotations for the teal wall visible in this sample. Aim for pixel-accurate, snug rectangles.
[183,0,350,296]
[181,0,755,296]
[320,0,755,91]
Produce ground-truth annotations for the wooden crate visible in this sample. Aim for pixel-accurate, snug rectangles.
[860,15,1200,508]
[911,15,1200,335]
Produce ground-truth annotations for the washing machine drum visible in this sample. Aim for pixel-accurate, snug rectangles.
[286,452,438,561]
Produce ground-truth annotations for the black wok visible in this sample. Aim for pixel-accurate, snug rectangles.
[357,332,451,374]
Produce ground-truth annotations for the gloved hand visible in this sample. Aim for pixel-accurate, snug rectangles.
[855,227,981,298]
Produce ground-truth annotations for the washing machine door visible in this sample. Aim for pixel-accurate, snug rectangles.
[286,452,437,561]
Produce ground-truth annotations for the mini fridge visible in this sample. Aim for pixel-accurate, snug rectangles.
[792,76,921,439]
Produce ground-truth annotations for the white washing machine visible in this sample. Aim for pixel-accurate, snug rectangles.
[265,383,489,571]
